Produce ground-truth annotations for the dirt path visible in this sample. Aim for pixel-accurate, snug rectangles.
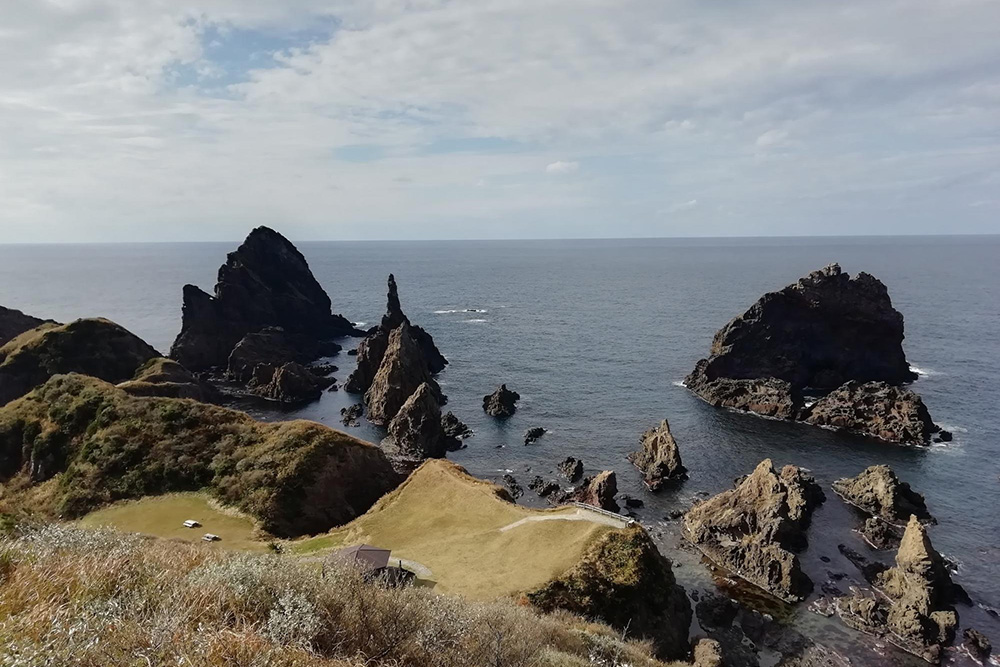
[498,507,630,533]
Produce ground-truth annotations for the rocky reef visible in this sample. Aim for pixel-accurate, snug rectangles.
[0,318,159,406]
[835,516,960,663]
[832,465,934,525]
[225,327,339,384]
[364,323,444,426]
[117,357,220,402]
[246,361,331,404]
[684,459,825,603]
[558,456,583,482]
[169,226,359,371]
[0,374,400,537]
[685,264,946,445]
[628,419,687,491]
[0,305,48,346]
[527,524,693,660]
[483,384,519,417]
[802,381,946,445]
[381,382,456,460]
[345,274,446,395]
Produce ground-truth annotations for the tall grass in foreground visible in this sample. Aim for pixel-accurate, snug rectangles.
[0,525,677,667]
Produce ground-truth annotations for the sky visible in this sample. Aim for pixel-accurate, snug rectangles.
[1,0,999,242]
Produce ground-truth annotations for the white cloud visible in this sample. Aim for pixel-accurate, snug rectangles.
[545,161,580,175]
[0,0,999,240]
[667,199,699,213]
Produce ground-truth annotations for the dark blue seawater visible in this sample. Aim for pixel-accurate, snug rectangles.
[1,236,998,664]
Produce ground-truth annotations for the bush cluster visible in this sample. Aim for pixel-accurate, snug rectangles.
[0,524,677,667]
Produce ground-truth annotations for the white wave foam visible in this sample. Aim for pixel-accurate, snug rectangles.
[910,365,942,377]
[354,321,367,328]
[671,380,687,388]
[434,308,488,314]
[937,423,968,434]
[463,318,488,323]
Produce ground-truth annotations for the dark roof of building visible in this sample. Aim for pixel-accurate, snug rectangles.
[330,544,391,571]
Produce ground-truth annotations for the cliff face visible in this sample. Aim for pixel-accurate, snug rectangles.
[527,524,693,661]
[0,374,399,537]
[691,264,915,391]
[169,227,359,371]
[0,318,159,406]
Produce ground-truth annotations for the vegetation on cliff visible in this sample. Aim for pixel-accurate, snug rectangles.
[0,374,398,536]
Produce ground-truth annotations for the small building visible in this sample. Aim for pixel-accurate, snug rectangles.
[183,520,201,528]
[202,533,221,542]
[323,544,414,586]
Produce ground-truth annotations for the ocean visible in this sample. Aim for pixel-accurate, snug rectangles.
[1,235,998,664]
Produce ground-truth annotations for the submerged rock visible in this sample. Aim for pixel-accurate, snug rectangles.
[345,275,446,394]
[0,305,48,347]
[170,226,359,371]
[364,323,443,426]
[0,318,159,406]
[803,381,943,445]
[628,419,687,491]
[528,476,561,498]
[688,264,916,393]
[381,383,454,460]
[247,361,328,404]
[683,459,825,603]
[527,525,693,660]
[837,516,960,663]
[483,384,520,417]
[832,465,934,524]
[118,357,220,403]
[557,456,583,482]
[502,474,523,500]
[568,470,619,512]
[523,426,546,445]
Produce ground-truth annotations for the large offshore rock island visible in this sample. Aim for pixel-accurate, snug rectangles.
[685,264,948,445]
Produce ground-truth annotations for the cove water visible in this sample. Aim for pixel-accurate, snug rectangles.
[2,235,998,664]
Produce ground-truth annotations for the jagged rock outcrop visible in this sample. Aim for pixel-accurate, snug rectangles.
[381,383,456,460]
[683,459,825,603]
[364,323,443,426]
[529,476,562,498]
[340,403,363,427]
[688,264,916,393]
[169,227,359,371]
[836,516,959,663]
[0,306,48,346]
[483,384,519,417]
[345,274,446,394]
[440,411,472,439]
[628,420,687,491]
[0,318,159,406]
[226,327,339,384]
[0,374,400,536]
[558,456,583,482]
[832,465,934,524]
[117,357,220,402]
[861,516,903,550]
[568,470,619,512]
[247,361,328,404]
[802,382,945,445]
[523,427,545,445]
[963,629,992,665]
[527,525,693,660]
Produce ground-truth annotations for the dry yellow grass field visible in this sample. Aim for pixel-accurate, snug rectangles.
[292,459,623,599]
[79,492,266,551]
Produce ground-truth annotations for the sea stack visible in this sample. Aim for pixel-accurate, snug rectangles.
[832,465,934,525]
[483,384,520,417]
[381,382,456,460]
[628,420,687,491]
[169,227,359,371]
[836,516,959,663]
[683,459,825,602]
[364,323,443,426]
[345,274,446,395]
[685,264,944,444]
